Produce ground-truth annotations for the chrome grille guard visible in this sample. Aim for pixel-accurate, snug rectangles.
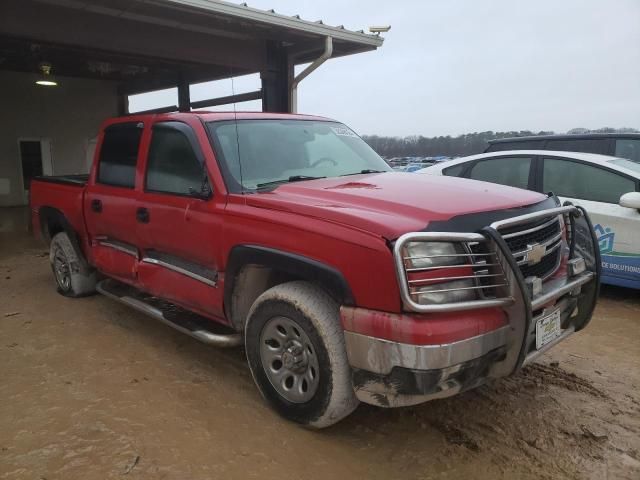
[394,206,595,313]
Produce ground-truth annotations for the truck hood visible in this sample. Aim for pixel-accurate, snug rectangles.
[246,172,548,240]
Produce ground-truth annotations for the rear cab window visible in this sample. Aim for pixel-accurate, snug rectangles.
[97,123,143,188]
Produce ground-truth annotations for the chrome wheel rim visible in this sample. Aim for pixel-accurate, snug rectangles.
[259,316,320,403]
[53,249,71,291]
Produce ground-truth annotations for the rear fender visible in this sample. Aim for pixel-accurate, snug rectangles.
[39,206,92,273]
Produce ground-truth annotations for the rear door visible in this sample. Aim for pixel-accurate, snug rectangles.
[84,121,144,282]
[135,120,226,319]
[541,157,640,288]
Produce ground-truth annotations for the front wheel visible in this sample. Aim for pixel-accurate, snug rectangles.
[244,281,359,428]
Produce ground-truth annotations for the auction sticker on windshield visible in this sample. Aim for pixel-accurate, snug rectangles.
[536,308,562,350]
[331,126,358,137]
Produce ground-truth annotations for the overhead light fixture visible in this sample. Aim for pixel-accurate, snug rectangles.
[35,63,58,86]
[369,25,391,34]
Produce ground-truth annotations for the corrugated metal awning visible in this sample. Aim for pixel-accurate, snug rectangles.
[0,0,385,94]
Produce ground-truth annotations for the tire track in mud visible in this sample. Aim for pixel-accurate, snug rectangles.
[408,361,637,479]
[513,363,609,398]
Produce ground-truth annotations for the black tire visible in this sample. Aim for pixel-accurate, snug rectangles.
[244,281,359,428]
[49,232,96,297]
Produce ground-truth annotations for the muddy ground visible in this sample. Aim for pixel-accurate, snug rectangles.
[1,214,639,479]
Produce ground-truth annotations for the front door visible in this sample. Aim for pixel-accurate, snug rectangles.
[541,157,640,288]
[136,120,226,320]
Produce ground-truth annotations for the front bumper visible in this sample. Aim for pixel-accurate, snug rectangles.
[343,205,600,408]
[351,346,507,408]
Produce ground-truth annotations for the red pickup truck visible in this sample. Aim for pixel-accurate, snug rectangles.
[30,112,601,428]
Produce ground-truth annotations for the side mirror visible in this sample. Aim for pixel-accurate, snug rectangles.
[619,191,640,212]
[188,172,213,200]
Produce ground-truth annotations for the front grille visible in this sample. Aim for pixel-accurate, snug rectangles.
[500,216,563,280]
[503,218,561,252]
[520,249,561,278]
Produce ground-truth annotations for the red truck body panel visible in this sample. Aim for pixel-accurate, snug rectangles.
[243,172,545,240]
[340,306,508,345]
[30,180,89,254]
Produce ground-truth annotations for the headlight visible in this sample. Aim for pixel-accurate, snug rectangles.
[404,241,463,269]
[403,241,478,305]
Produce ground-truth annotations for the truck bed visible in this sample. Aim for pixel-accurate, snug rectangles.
[32,174,89,186]
[30,175,89,244]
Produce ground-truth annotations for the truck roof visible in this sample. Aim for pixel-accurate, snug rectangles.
[114,111,334,123]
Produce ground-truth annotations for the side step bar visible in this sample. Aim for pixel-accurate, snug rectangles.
[96,279,242,348]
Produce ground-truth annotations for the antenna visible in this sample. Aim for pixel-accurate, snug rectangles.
[230,68,244,192]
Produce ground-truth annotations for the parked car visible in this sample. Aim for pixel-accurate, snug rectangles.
[421,150,640,289]
[485,133,640,164]
[30,113,600,427]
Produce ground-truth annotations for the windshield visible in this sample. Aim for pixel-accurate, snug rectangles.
[207,120,391,192]
[609,157,640,175]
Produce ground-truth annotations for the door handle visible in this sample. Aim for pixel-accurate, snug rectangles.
[136,207,150,224]
[90,199,102,213]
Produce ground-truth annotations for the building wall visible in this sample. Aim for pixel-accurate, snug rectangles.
[0,71,118,206]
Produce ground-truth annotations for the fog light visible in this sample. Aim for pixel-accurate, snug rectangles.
[568,257,586,277]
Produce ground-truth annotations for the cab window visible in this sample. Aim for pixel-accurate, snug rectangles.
[97,123,143,188]
[145,123,207,196]
[543,158,636,203]
[467,156,532,189]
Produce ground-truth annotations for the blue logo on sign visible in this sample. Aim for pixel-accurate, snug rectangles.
[594,224,615,254]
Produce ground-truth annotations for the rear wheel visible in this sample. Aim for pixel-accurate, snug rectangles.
[244,281,358,428]
[49,232,96,297]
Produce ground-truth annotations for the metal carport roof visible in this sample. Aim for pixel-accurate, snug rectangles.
[0,0,385,112]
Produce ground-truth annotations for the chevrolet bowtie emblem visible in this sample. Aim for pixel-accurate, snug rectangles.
[525,243,546,265]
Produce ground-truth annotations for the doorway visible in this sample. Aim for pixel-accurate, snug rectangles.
[18,138,53,203]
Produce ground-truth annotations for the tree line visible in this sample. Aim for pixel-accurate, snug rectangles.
[362,127,639,158]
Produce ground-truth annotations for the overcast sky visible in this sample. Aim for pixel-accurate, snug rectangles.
[129,0,640,137]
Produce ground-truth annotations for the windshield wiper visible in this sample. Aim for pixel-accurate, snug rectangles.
[340,169,387,177]
[256,175,326,189]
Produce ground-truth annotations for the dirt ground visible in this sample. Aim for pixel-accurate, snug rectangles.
[1,210,639,480]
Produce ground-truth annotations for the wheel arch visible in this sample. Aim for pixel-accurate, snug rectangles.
[224,245,355,331]
[39,206,91,272]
